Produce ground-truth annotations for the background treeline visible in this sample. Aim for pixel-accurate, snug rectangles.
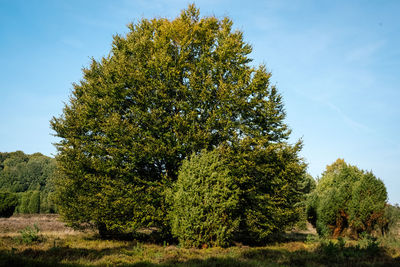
[0,151,57,214]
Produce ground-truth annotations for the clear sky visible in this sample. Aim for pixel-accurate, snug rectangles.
[0,0,399,203]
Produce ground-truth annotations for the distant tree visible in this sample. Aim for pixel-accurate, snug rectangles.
[0,151,57,214]
[3,151,29,167]
[18,191,32,214]
[40,174,57,214]
[0,152,29,192]
[307,159,387,238]
[28,191,40,214]
[0,192,18,217]
[51,4,306,238]
[0,152,9,171]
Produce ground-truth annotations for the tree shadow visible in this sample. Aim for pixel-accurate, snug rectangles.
[91,228,174,245]
[0,241,399,267]
[0,244,132,267]
[232,231,313,247]
[273,231,312,243]
[239,243,400,267]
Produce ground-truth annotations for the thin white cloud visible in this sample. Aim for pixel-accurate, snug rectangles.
[60,37,84,49]
[345,40,385,63]
[325,101,371,132]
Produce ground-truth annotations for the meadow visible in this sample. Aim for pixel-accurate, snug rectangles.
[0,215,399,266]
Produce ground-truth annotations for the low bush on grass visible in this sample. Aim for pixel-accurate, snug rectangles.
[18,224,42,244]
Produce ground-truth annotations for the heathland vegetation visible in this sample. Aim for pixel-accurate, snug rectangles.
[0,5,399,266]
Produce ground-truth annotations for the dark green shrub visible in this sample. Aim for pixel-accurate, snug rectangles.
[295,173,316,230]
[383,204,400,235]
[225,142,307,243]
[0,192,18,217]
[319,239,345,259]
[307,159,387,238]
[168,149,239,247]
[349,173,387,234]
[357,233,380,254]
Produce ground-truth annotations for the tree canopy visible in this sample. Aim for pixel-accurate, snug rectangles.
[51,5,306,241]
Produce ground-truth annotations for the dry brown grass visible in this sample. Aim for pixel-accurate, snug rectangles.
[0,215,398,266]
[0,214,87,238]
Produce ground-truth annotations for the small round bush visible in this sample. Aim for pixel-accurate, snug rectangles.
[307,159,387,238]
[0,192,18,217]
[168,149,239,247]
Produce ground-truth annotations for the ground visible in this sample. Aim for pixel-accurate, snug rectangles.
[0,214,399,266]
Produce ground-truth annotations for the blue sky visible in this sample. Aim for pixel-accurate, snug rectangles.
[0,0,399,203]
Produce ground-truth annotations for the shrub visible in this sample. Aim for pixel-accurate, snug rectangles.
[295,173,316,230]
[19,224,41,244]
[307,159,387,238]
[383,204,400,234]
[225,142,307,243]
[168,149,239,247]
[0,192,18,217]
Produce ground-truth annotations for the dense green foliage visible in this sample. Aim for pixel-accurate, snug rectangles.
[223,142,307,243]
[384,204,400,233]
[307,159,388,238]
[0,192,18,217]
[0,151,57,214]
[170,147,309,247]
[27,191,40,214]
[295,173,317,229]
[168,149,239,247]
[51,5,306,240]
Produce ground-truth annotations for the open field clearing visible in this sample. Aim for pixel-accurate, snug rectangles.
[0,215,399,266]
[0,215,82,237]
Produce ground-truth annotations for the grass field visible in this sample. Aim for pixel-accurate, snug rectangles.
[0,215,399,266]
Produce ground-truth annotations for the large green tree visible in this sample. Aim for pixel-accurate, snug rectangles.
[51,5,306,238]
